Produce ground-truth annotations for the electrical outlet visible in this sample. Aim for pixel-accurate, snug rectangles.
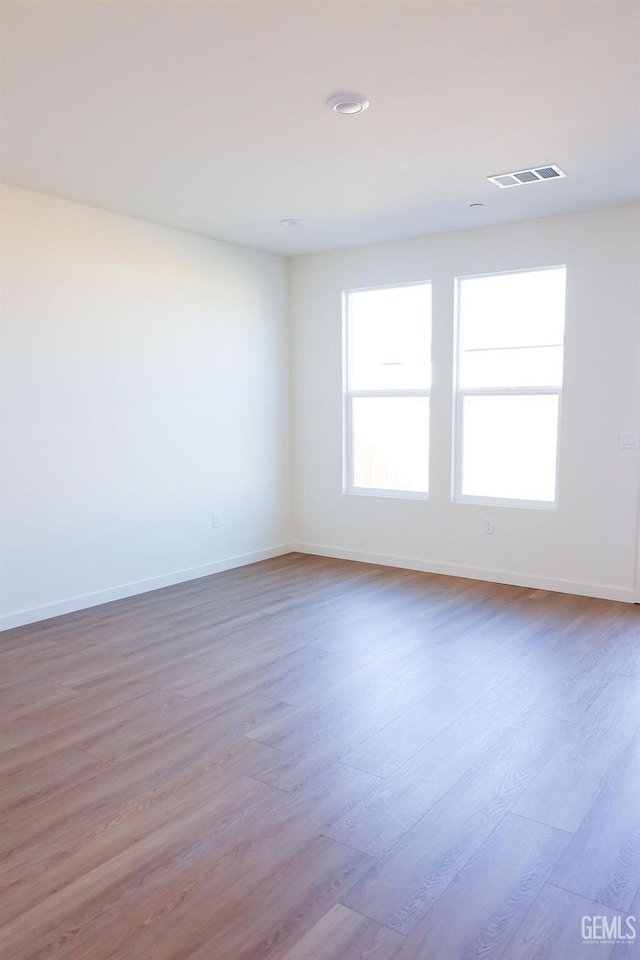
[212,513,222,528]
[619,432,637,449]
[483,517,494,534]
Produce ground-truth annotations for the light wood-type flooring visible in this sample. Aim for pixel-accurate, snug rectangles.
[1,553,640,959]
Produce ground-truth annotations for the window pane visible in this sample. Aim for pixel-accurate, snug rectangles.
[460,345,563,388]
[352,396,429,492]
[349,284,431,390]
[461,394,559,501]
[459,268,566,351]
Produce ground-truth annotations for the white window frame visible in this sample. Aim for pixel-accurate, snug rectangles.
[452,265,566,511]
[343,281,432,500]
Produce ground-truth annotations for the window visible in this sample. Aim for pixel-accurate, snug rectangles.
[454,266,566,507]
[344,283,432,497]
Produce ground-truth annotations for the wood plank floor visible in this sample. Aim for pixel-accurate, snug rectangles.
[1,553,639,959]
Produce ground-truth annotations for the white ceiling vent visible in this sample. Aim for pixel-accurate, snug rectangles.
[487,164,566,188]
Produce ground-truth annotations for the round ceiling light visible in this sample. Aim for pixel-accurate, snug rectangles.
[279,218,301,227]
[327,93,370,115]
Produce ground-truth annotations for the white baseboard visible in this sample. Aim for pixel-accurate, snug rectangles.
[4,539,632,632]
[0,543,296,632]
[292,542,635,604]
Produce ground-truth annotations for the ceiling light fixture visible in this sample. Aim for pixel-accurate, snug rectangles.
[279,218,301,227]
[469,202,484,208]
[326,92,370,115]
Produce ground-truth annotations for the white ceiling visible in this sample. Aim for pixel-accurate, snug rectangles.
[1,1,639,256]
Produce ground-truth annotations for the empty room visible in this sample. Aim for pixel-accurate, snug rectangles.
[1,1,640,958]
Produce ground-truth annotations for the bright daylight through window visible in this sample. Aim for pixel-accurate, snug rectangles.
[344,283,432,496]
[454,266,567,506]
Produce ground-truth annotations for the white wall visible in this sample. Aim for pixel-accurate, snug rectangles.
[2,191,638,630]
[0,184,292,629]
[290,204,640,601]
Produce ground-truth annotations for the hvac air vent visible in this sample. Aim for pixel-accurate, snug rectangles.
[487,164,566,188]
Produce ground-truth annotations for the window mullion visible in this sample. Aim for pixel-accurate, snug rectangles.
[458,385,561,398]
[348,388,431,399]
